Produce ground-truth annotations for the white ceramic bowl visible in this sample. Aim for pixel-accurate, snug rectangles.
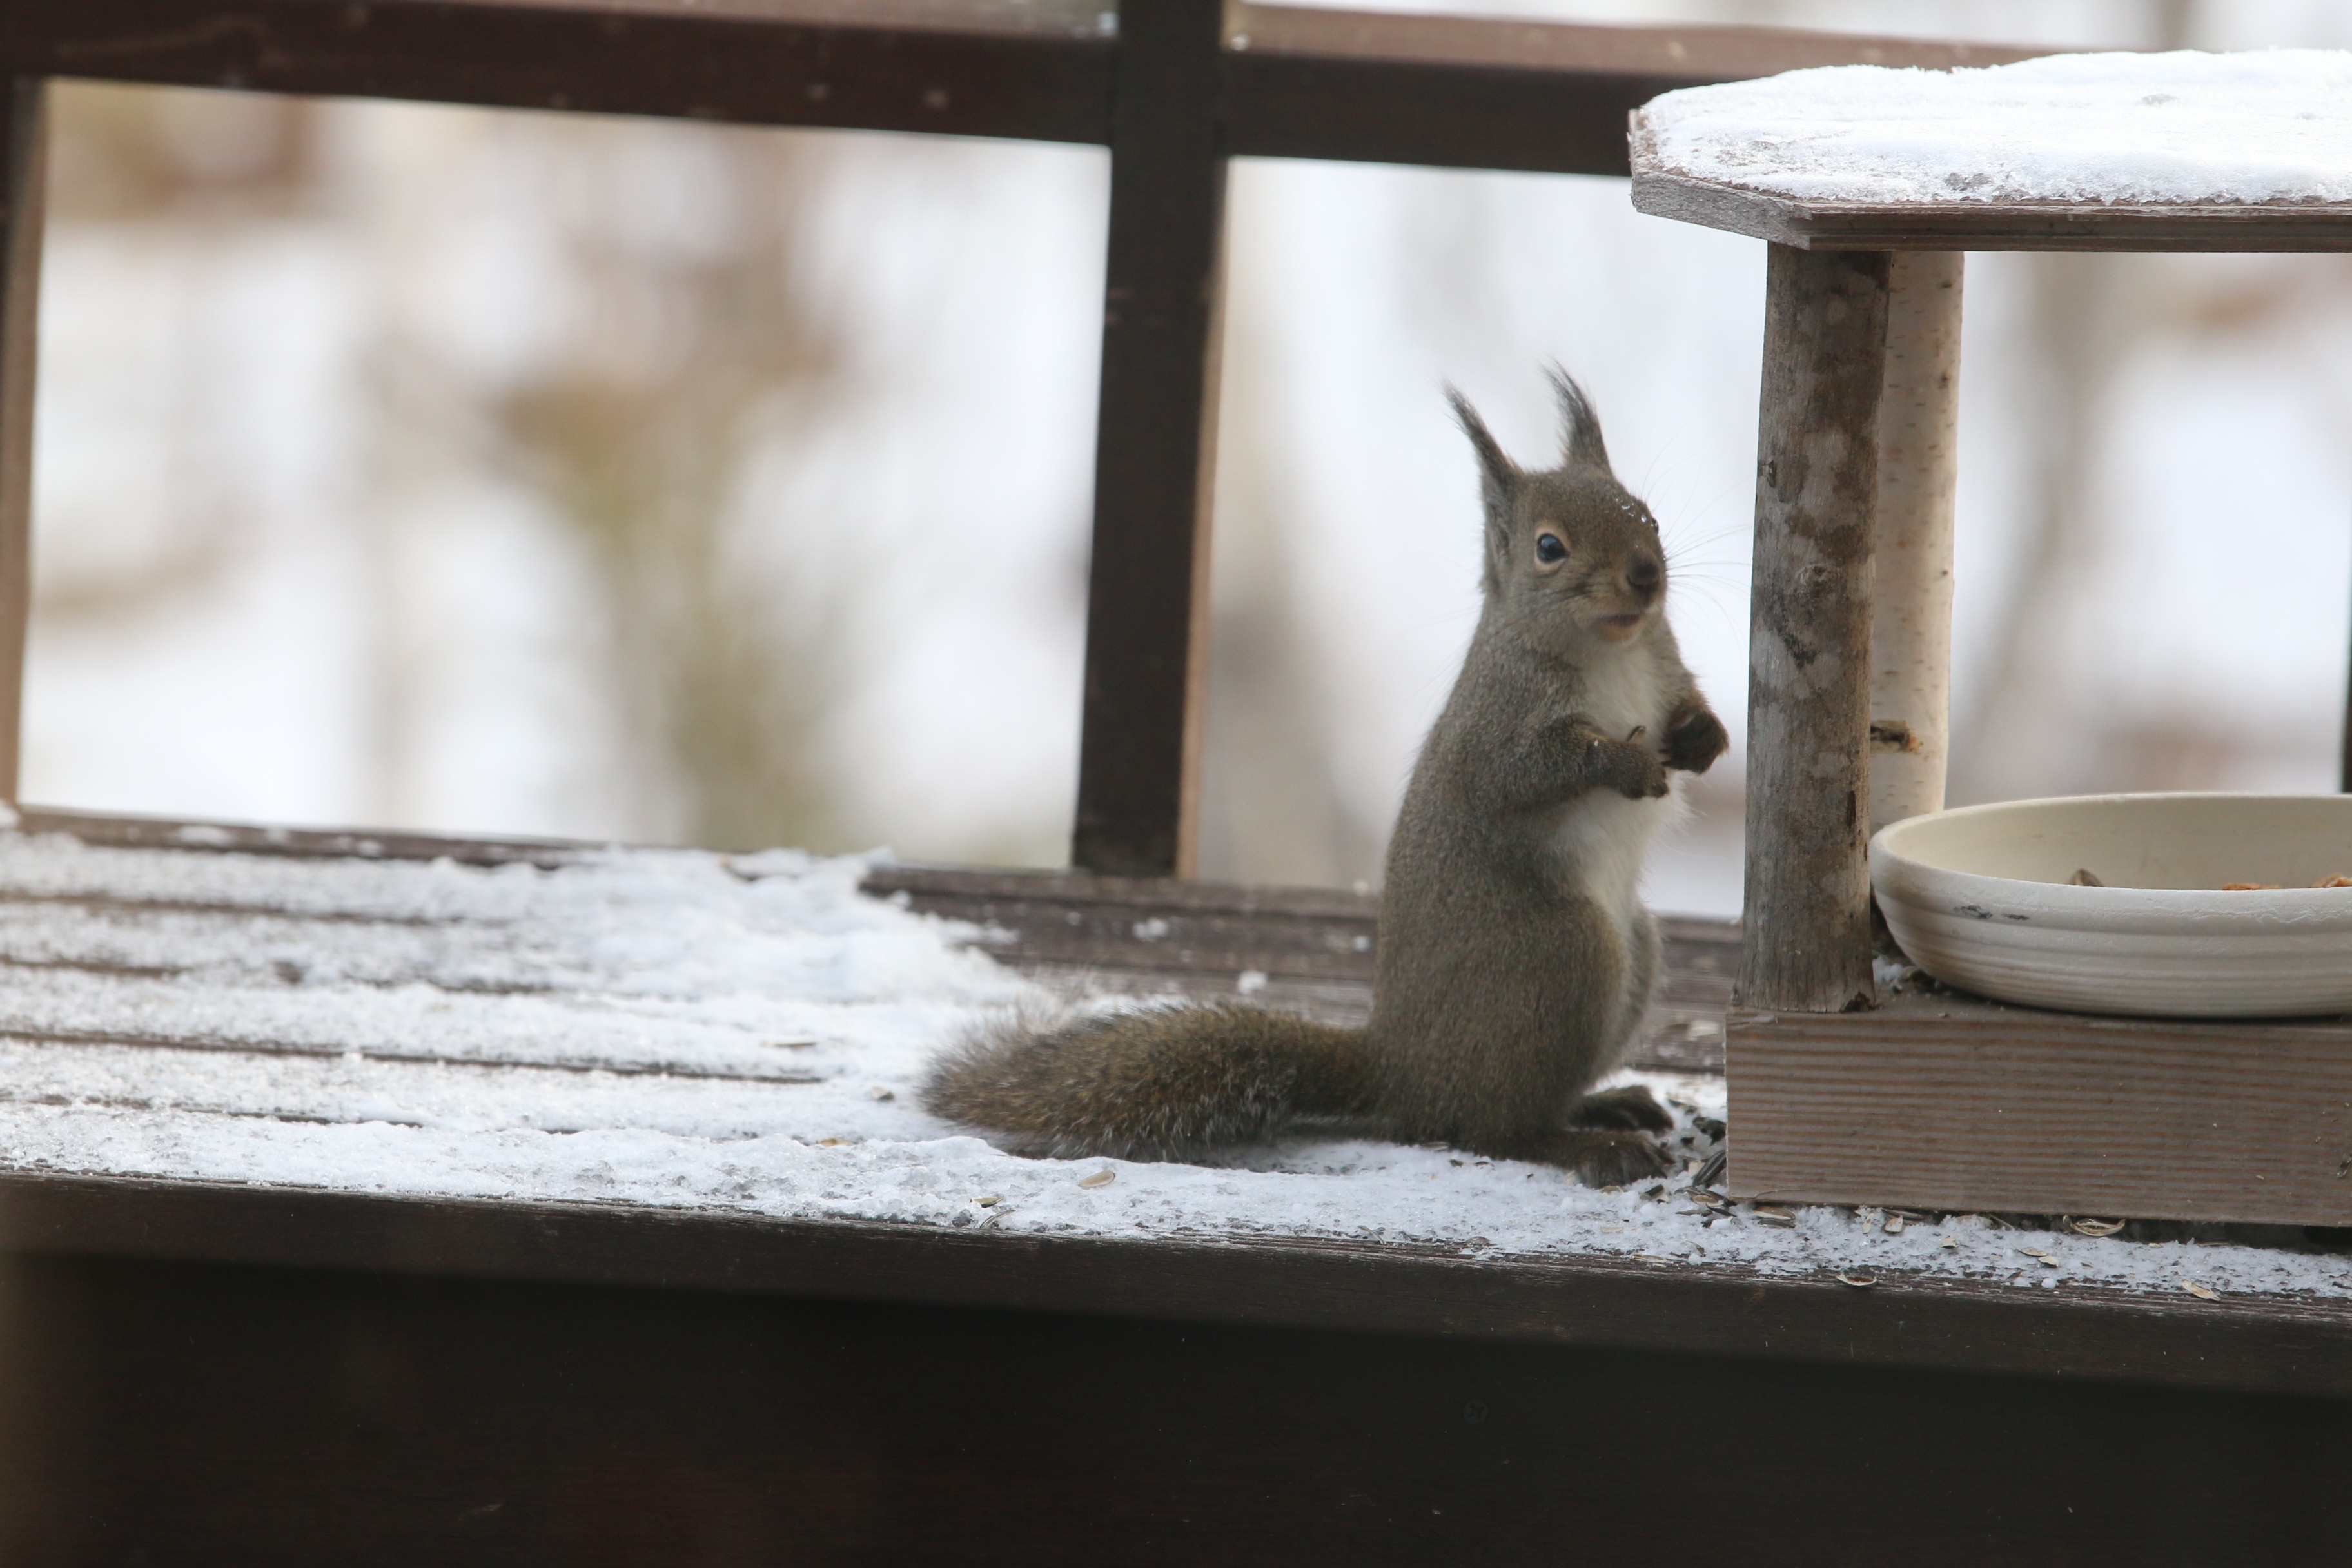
[1870,792,2352,1018]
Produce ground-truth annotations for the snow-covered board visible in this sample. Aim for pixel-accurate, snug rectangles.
[1632,50,2352,250]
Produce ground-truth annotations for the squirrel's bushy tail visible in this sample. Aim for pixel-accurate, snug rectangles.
[920,1003,1375,1161]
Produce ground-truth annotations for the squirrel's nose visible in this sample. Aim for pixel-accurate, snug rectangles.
[1626,557,1661,600]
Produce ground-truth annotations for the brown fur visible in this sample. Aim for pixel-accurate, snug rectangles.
[922,372,1725,1186]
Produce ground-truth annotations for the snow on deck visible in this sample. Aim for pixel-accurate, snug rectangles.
[0,827,2343,1304]
[1638,50,2352,208]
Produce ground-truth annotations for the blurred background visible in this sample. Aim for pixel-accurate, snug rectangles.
[24,0,2352,917]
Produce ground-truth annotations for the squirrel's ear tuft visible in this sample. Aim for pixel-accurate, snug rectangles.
[1447,386,1517,517]
[1546,366,1612,473]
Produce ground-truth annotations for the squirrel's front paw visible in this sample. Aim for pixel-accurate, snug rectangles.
[1598,740,1670,800]
[1664,703,1729,774]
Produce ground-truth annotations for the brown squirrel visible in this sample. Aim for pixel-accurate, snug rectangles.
[923,372,1728,1185]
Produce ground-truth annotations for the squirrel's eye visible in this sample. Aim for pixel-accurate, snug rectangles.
[1534,533,1567,564]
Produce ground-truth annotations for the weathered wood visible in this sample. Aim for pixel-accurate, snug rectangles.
[1631,164,2352,253]
[4,1252,2347,1562]
[1070,0,1228,877]
[1867,250,1963,836]
[1729,988,2352,1226]
[1739,245,1888,1014]
[0,81,42,805]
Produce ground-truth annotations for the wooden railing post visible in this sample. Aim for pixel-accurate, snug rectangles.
[0,78,46,806]
[1868,251,1963,834]
[1070,0,1228,878]
[1738,244,1889,1014]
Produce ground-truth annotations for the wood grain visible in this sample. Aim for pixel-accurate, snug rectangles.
[1730,989,2352,1225]
[1738,245,1887,1014]
[0,80,42,804]
[1632,164,2352,253]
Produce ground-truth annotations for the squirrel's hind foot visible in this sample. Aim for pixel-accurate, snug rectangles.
[1569,1084,1674,1133]
[1473,1127,1671,1188]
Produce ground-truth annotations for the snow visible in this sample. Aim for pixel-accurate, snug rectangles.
[0,828,2344,1304]
[1639,50,2352,208]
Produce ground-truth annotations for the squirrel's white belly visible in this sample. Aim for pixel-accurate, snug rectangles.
[1546,789,1676,934]
[1545,641,1681,937]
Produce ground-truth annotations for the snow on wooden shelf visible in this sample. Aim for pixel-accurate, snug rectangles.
[0,810,2344,1338]
[1632,50,2352,250]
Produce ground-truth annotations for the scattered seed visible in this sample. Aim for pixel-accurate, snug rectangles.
[1641,1183,1669,1202]
[764,1038,818,1050]
[1683,1187,1727,1208]
[1421,1141,1450,1152]
[1752,1206,1797,1228]
[2017,1248,2060,1267]
[2069,867,2104,887]
[1837,1273,1877,1288]
[1077,1169,1117,1189]
[1884,1214,1907,1236]
[2070,1217,2127,1237]
[818,1138,850,1147]
[974,1193,1002,1207]
[2182,1281,2219,1301]
[1634,1252,1670,1261]
[2317,876,2352,888]
[1939,1235,1959,1249]
[2222,883,2280,892]
[1600,1184,1625,1194]
[868,1086,896,1101]
[1888,1208,1929,1221]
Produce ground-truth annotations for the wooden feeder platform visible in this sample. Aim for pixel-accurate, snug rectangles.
[1632,61,2352,1229]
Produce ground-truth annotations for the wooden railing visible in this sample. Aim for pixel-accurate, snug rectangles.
[0,1,2033,875]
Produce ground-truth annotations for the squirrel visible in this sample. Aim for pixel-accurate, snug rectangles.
[923,371,1729,1186]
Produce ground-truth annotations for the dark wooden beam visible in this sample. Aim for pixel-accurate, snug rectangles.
[0,0,1118,144]
[0,80,43,805]
[4,1251,2347,1561]
[3,1171,2350,1401]
[1070,0,1226,876]
[0,3,2037,172]
[1226,6,2036,176]
[1738,245,1888,1014]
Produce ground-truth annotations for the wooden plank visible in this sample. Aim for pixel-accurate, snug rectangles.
[0,79,42,805]
[1069,0,1228,877]
[1738,245,1888,1014]
[1632,165,2352,253]
[1226,7,2035,177]
[15,805,587,868]
[1729,989,2352,1226]
[1867,250,1963,835]
[3,1250,2347,1561]
[0,1171,2347,1399]
[0,0,1117,144]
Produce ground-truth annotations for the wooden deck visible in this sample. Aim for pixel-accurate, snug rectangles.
[0,810,2345,1557]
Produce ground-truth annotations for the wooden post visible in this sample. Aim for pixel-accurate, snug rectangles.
[1737,244,1890,1014]
[0,79,46,807]
[1867,251,1963,835]
[1070,0,1228,878]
